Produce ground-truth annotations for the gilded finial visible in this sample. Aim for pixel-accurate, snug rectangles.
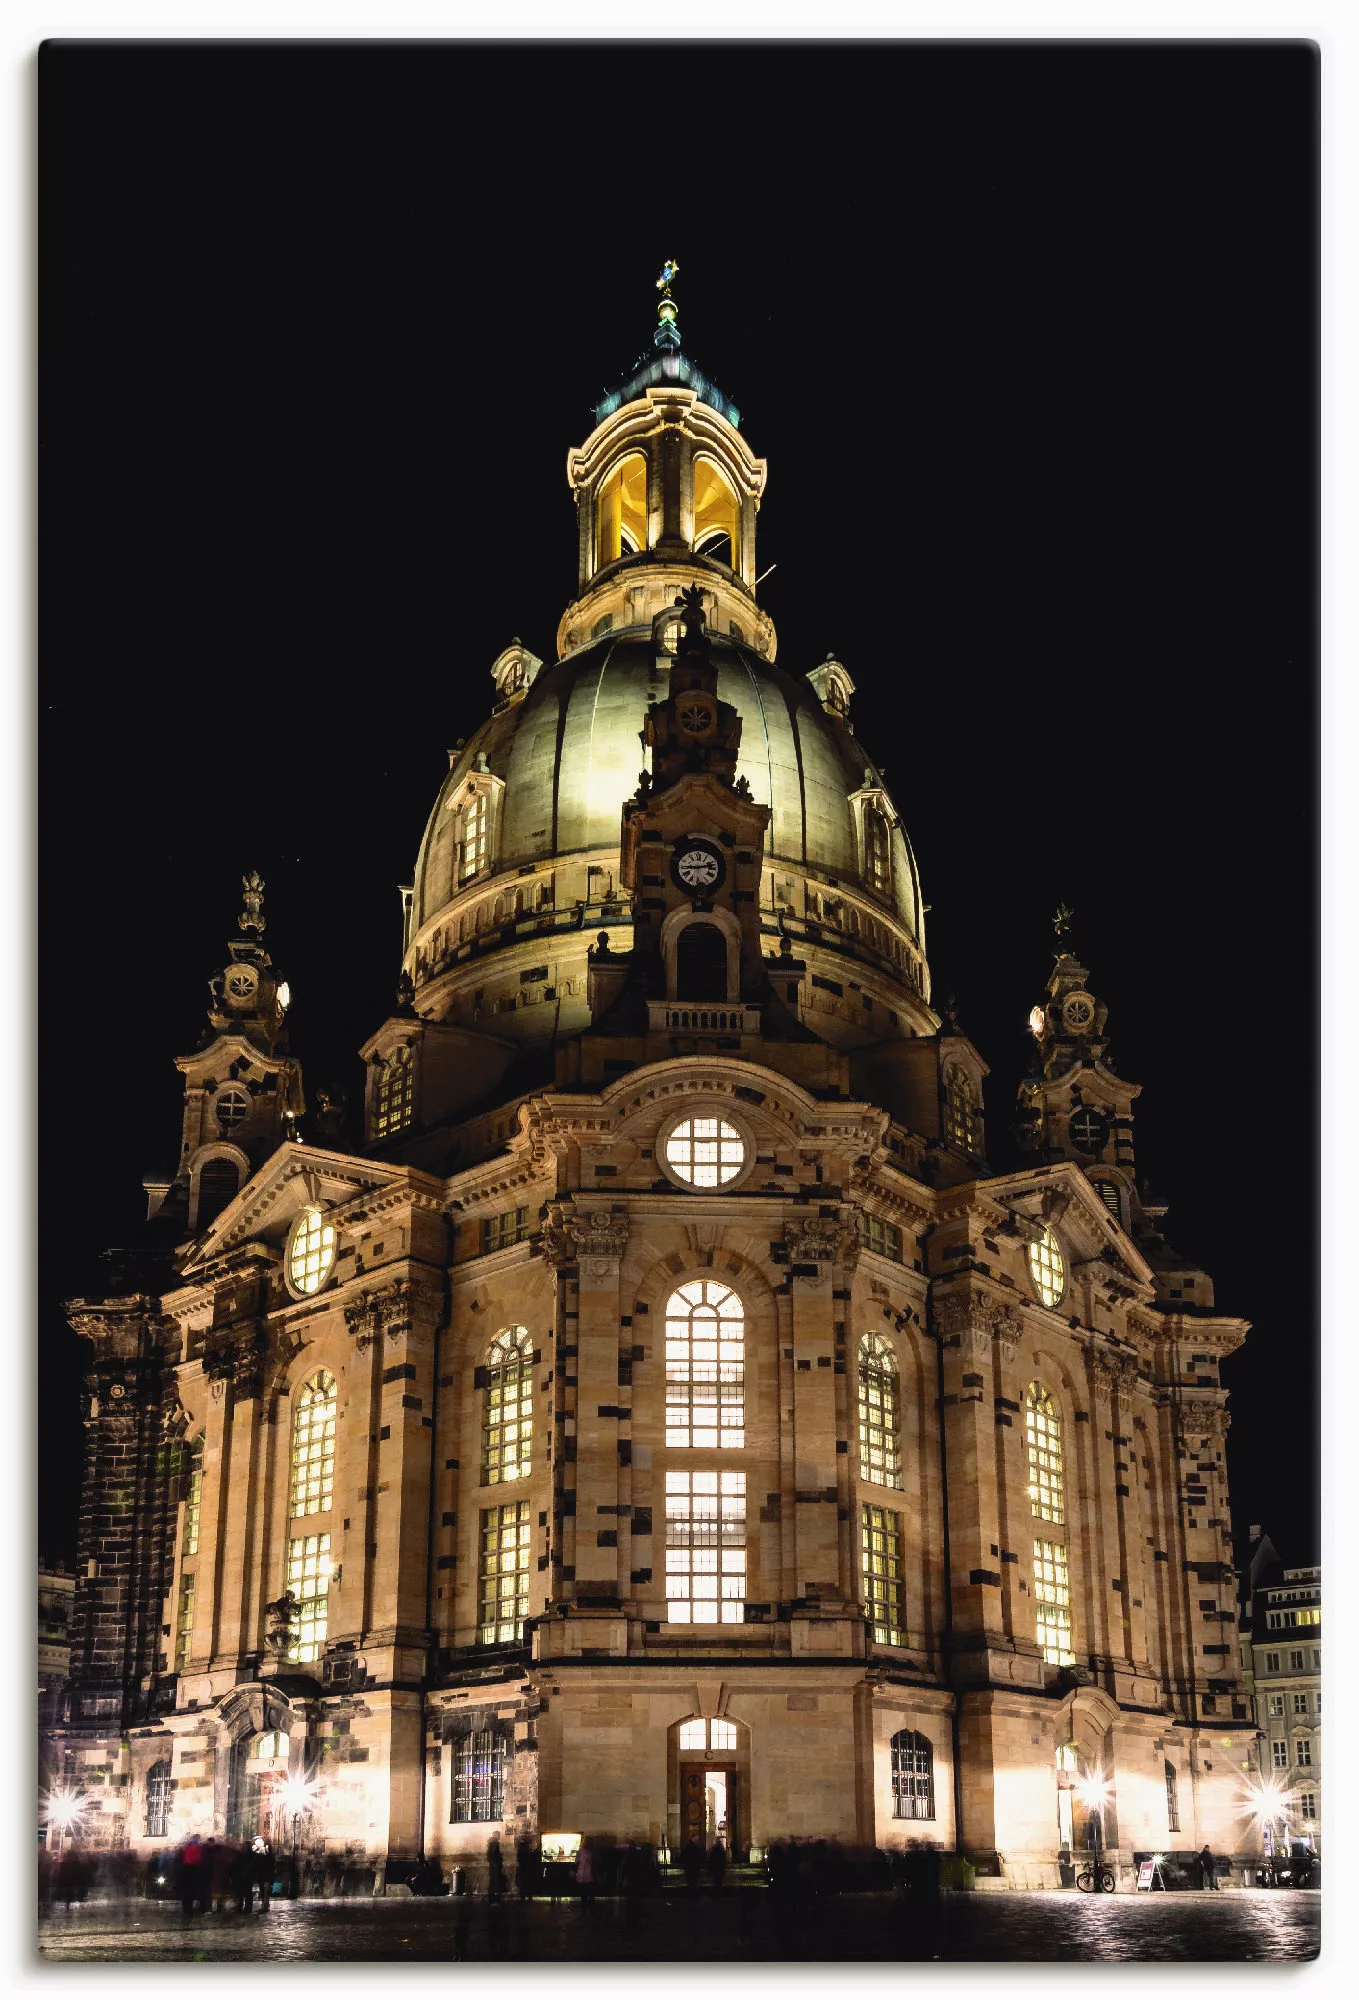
[1051,902,1075,944]
[239,870,266,936]
[654,258,681,350]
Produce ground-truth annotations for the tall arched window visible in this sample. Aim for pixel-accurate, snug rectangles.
[290,1371,336,1518]
[483,1327,533,1484]
[1026,1382,1074,1665]
[890,1730,935,1820]
[943,1065,982,1155]
[664,1281,745,1449]
[145,1761,172,1839]
[450,1726,507,1822]
[1024,1382,1064,1525]
[596,451,648,565]
[858,1333,902,1488]
[1165,1760,1180,1832]
[181,1433,204,1557]
[864,806,891,896]
[692,456,739,566]
[196,1157,240,1230]
[460,793,488,883]
[372,1043,415,1139]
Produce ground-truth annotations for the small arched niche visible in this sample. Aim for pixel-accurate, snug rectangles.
[675,920,731,1001]
[692,455,739,567]
[596,452,648,567]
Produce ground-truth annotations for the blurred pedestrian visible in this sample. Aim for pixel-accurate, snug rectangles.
[680,1835,704,1898]
[575,1834,596,1914]
[1199,1844,1218,1891]
[706,1839,727,1897]
[178,1837,204,1917]
[250,1834,274,1912]
[487,1834,506,1903]
[230,1840,254,1914]
[515,1832,540,1901]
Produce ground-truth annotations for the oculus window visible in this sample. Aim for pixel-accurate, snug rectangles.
[664,1114,745,1188]
[288,1208,336,1297]
[1027,1225,1065,1307]
[215,1088,250,1131]
[665,1280,745,1449]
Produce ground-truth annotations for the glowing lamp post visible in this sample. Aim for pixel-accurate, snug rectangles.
[43,1788,87,1858]
[279,1775,316,1895]
[1244,1777,1291,1880]
[1073,1772,1112,1870]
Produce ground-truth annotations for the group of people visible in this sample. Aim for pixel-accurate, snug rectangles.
[172,1833,280,1915]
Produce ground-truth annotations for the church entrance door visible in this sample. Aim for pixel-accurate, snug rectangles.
[681,1763,738,1850]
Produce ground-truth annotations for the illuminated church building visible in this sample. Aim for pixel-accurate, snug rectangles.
[55,274,1256,1888]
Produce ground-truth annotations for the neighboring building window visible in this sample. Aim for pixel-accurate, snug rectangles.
[450,1728,506,1823]
[864,806,891,896]
[181,1434,203,1557]
[1025,1382,1065,1525]
[1272,1741,1288,1769]
[478,1501,531,1645]
[288,1207,337,1295]
[1289,1650,1305,1671]
[1028,1226,1065,1307]
[855,1211,904,1262]
[174,1570,196,1674]
[858,1334,902,1488]
[861,1505,905,1645]
[1267,1694,1285,1718]
[482,1206,530,1254]
[145,1761,172,1839]
[1265,1651,1280,1672]
[372,1044,415,1139]
[290,1372,337,1518]
[1296,1739,1313,1767]
[664,1280,745,1449]
[285,1534,332,1662]
[1293,1692,1309,1715]
[890,1730,935,1821]
[1298,1792,1317,1820]
[943,1065,982,1154]
[460,793,489,882]
[1033,1539,1075,1664]
[664,1116,745,1188]
[665,1470,745,1623]
[1311,1649,1320,1669]
[215,1088,250,1131]
[483,1327,534,1485]
[196,1158,240,1229]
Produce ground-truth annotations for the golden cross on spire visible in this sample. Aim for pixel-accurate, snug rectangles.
[656,257,680,294]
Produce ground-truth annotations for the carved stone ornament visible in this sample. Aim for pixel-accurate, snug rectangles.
[542,1204,629,1280]
[783,1216,856,1268]
[201,1323,271,1401]
[344,1279,421,1354]
[978,1298,1022,1365]
[1176,1397,1230,1441]
[931,1292,974,1339]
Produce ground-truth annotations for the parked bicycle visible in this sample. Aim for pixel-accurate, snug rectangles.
[1076,1863,1116,1893]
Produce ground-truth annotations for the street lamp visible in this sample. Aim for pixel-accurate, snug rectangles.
[279,1775,317,1896]
[42,1787,87,1859]
[1243,1777,1291,1882]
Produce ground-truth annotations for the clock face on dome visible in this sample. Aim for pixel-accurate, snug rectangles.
[672,840,726,894]
[1062,991,1096,1030]
[678,698,716,737]
[227,967,258,1002]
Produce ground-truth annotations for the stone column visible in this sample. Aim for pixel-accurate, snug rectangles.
[933,1286,1008,1670]
[566,1206,630,1603]
[363,1275,443,1663]
[783,1216,857,1651]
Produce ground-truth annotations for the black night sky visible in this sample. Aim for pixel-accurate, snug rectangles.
[38,42,1319,1571]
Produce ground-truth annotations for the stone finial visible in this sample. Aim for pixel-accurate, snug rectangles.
[239,870,266,935]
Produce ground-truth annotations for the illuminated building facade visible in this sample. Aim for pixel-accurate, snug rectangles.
[49,276,1261,1889]
[1240,1531,1322,1860]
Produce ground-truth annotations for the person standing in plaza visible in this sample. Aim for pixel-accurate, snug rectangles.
[250,1835,274,1912]
[574,1834,596,1914]
[486,1834,506,1903]
[1199,1844,1217,1891]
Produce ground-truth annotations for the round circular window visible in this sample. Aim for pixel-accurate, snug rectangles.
[1027,1225,1066,1308]
[215,1087,250,1131]
[659,1109,751,1191]
[287,1207,337,1297]
[1068,1106,1109,1154]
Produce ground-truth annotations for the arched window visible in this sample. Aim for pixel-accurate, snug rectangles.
[460,793,488,883]
[1024,1382,1064,1525]
[1165,1760,1180,1832]
[678,1716,737,1752]
[864,806,891,896]
[290,1371,336,1518]
[483,1326,533,1484]
[1093,1179,1122,1222]
[450,1727,507,1823]
[943,1065,982,1155]
[1027,1225,1065,1307]
[372,1043,415,1139]
[181,1433,204,1557]
[665,1280,745,1449]
[890,1730,935,1820]
[858,1333,902,1488]
[596,452,648,566]
[196,1158,240,1230]
[692,456,739,566]
[675,922,729,1001]
[145,1760,172,1839]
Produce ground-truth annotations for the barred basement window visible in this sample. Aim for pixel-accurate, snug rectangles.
[285,1534,332,1662]
[861,1504,905,1644]
[1028,1226,1065,1307]
[890,1730,935,1820]
[864,806,891,896]
[479,1501,531,1644]
[372,1044,415,1139]
[145,1761,172,1839]
[1165,1760,1180,1832]
[451,1728,506,1823]
[483,1327,533,1484]
[855,1211,904,1262]
[174,1571,196,1673]
[1025,1381,1065,1525]
[1033,1539,1075,1665]
[290,1372,336,1518]
[858,1334,902,1489]
[288,1207,337,1296]
[665,1280,745,1449]
[482,1206,531,1254]
[665,1471,745,1623]
[182,1434,204,1556]
[460,793,489,882]
[943,1064,982,1154]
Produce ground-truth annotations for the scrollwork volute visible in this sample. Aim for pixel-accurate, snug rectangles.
[783,1215,857,1269]
[541,1204,629,1284]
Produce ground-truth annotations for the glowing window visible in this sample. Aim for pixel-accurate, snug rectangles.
[679,1718,707,1749]
[864,807,891,896]
[861,1504,905,1645]
[677,1717,738,1752]
[478,1501,531,1645]
[858,1333,902,1488]
[665,1281,745,1449]
[451,1728,506,1822]
[460,793,488,883]
[483,1326,534,1485]
[215,1088,249,1131]
[285,1534,331,1663]
[596,451,648,566]
[290,1371,336,1518]
[288,1208,336,1296]
[181,1434,204,1557]
[372,1044,415,1139]
[664,1115,745,1188]
[692,456,739,567]
[890,1730,935,1820]
[1025,1382,1065,1525]
[856,1212,904,1263]
[1033,1539,1075,1665]
[1028,1226,1065,1307]
[943,1065,982,1155]
[665,1470,745,1623]
[174,1570,196,1674]
[709,1718,737,1751]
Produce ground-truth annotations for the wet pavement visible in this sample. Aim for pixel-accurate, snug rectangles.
[37,1888,1320,1962]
